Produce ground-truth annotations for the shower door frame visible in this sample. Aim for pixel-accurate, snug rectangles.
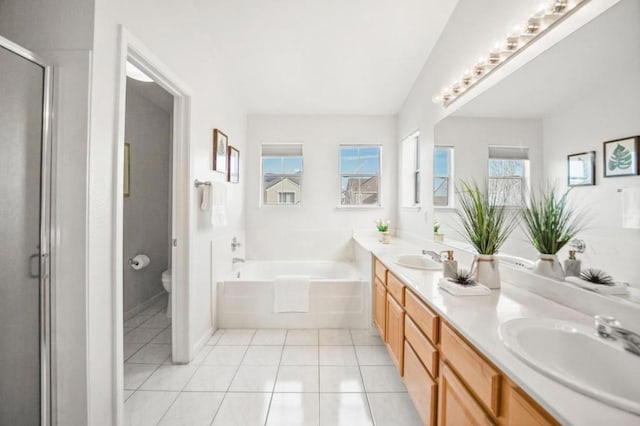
[0,35,53,426]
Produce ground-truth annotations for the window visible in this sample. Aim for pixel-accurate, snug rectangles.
[339,145,381,206]
[262,144,303,205]
[488,146,529,206]
[433,146,454,207]
[401,132,421,207]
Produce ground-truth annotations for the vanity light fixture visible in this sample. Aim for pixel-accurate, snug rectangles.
[432,0,590,107]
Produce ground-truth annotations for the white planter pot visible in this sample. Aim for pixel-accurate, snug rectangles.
[532,254,565,279]
[472,254,500,289]
[379,231,391,244]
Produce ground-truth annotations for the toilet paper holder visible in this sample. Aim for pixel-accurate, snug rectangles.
[128,257,140,266]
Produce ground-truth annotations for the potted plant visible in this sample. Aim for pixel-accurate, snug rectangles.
[457,181,519,288]
[434,219,444,242]
[521,186,585,279]
[375,218,391,244]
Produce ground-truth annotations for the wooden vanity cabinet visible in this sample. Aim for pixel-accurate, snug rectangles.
[439,363,495,426]
[504,385,558,426]
[385,292,405,373]
[374,277,386,338]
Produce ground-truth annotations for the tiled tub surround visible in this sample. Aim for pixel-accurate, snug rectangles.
[355,236,640,425]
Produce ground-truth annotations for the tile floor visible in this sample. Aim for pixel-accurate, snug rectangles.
[124,299,421,425]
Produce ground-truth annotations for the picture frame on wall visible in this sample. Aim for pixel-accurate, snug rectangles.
[124,142,131,197]
[603,136,639,178]
[567,151,595,187]
[228,146,239,183]
[213,129,228,173]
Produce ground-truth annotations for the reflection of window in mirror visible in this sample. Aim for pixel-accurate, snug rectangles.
[487,146,530,207]
[261,143,304,206]
[401,132,421,208]
[434,146,454,208]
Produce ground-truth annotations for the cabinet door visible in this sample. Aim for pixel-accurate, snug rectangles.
[374,278,386,339]
[404,341,437,426]
[385,293,405,374]
[507,386,558,426]
[439,363,494,426]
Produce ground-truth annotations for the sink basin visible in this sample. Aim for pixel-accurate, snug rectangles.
[394,254,443,271]
[500,318,640,415]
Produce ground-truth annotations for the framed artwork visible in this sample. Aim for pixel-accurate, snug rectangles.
[567,151,595,187]
[603,136,639,177]
[213,129,228,173]
[124,143,131,197]
[228,145,240,183]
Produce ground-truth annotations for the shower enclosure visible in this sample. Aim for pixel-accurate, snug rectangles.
[0,35,52,425]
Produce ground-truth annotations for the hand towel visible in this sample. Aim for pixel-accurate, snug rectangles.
[211,182,227,227]
[200,184,211,211]
[274,275,311,313]
[622,187,640,229]
[565,276,629,295]
[438,277,491,296]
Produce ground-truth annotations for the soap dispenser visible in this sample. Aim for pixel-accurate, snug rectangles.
[564,250,581,277]
[441,250,457,279]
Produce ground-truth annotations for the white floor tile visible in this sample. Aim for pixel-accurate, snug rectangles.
[124,342,145,361]
[319,393,373,426]
[216,329,256,345]
[128,344,172,364]
[124,390,178,426]
[189,344,213,365]
[319,346,357,366]
[367,393,421,426]
[202,345,248,365]
[354,345,393,365]
[252,329,287,345]
[184,365,237,391]
[139,365,198,391]
[274,366,319,393]
[286,329,319,346]
[124,390,134,401]
[211,392,271,426]
[125,328,164,344]
[157,392,225,426]
[207,329,224,345]
[124,316,149,328]
[242,346,283,365]
[281,346,319,366]
[319,366,365,393]
[150,328,172,344]
[267,393,320,426]
[228,365,278,392]
[139,312,171,329]
[350,329,383,346]
[124,363,158,390]
[360,366,407,392]
[319,329,353,346]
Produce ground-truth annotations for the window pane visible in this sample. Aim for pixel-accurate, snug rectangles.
[358,147,380,174]
[488,159,524,177]
[282,157,303,174]
[433,177,449,206]
[263,176,302,205]
[341,176,378,205]
[488,178,522,206]
[340,146,380,174]
[339,147,359,174]
[434,148,450,176]
[262,157,283,174]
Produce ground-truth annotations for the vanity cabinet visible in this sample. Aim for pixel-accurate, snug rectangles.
[386,291,405,373]
[374,277,386,338]
[439,363,495,426]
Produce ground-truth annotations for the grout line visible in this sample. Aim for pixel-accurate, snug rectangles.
[353,338,376,424]
[262,329,288,425]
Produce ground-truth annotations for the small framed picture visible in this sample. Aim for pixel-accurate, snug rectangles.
[228,146,239,183]
[603,136,639,178]
[567,151,595,187]
[213,129,228,173]
[124,142,131,197]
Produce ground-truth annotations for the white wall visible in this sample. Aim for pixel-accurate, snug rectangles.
[246,115,397,260]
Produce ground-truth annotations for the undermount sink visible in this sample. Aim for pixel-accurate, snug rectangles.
[500,318,640,415]
[394,254,443,271]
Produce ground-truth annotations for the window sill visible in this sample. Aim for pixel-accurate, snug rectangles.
[335,205,383,210]
[401,206,421,212]
[434,206,456,211]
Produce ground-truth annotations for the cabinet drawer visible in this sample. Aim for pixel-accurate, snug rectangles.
[386,272,405,305]
[439,362,494,426]
[440,322,500,416]
[404,341,437,426]
[374,258,387,283]
[405,289,439,344]
[405,316,438,378]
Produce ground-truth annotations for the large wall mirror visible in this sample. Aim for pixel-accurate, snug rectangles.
[432,0,640,301]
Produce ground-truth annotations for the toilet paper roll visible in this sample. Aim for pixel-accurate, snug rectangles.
[130,254,151,270]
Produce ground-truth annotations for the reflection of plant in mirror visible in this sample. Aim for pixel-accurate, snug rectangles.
[434,219,440,233]
[450,269,475,286]
[456,180,519,255]
[375,218,390,232]
[521,186,586,255]
[608,144,632,171]
[580,268,614,286]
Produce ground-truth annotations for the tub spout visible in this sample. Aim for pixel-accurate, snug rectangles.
[232,257,245,264]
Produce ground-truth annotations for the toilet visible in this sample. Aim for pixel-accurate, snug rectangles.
[161,270,172,318]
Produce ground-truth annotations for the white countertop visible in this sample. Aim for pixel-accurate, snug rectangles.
[354,235,640,426]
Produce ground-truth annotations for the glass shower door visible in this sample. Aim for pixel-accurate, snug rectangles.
[0,40,50,425]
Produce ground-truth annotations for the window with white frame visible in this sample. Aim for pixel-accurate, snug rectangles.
[487,146,529,206]
[401,132,421,207]
[262,144,303,206]
[433,146,454,207]
[339,145,381,206]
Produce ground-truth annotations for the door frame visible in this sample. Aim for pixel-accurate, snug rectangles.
[113,26,192,424]
[0,35,53,425]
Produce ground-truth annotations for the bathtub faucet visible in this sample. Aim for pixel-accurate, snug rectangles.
[232,257,245,264]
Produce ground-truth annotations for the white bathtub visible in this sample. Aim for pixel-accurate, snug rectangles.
[217,261,369,329]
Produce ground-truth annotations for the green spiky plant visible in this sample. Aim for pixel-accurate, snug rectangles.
[450,269,476,286]
[456,180,519,255]
[521,186,585,255]
[580,269,614,286]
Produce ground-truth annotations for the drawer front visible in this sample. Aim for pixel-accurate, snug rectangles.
[405,289,439,344]
[386,272,405,305]
[374,258,387,283]
[439,362,494,426]
[404,341,437,426]
[405,316,438,378]
[440,322,500,416]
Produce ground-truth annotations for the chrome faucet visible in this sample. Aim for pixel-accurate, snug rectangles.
[421,250,443,263]
[594,315,640,357]
[232,257,245,264]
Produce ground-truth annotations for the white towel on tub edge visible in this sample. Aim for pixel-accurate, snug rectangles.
[274,275,311,313]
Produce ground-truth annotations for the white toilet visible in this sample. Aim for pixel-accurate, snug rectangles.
[161,270,172,318]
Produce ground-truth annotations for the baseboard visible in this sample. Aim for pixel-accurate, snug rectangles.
[192,326,214,360]
[123,291,165,321]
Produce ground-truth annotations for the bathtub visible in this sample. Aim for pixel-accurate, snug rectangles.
[217,261,370,329]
